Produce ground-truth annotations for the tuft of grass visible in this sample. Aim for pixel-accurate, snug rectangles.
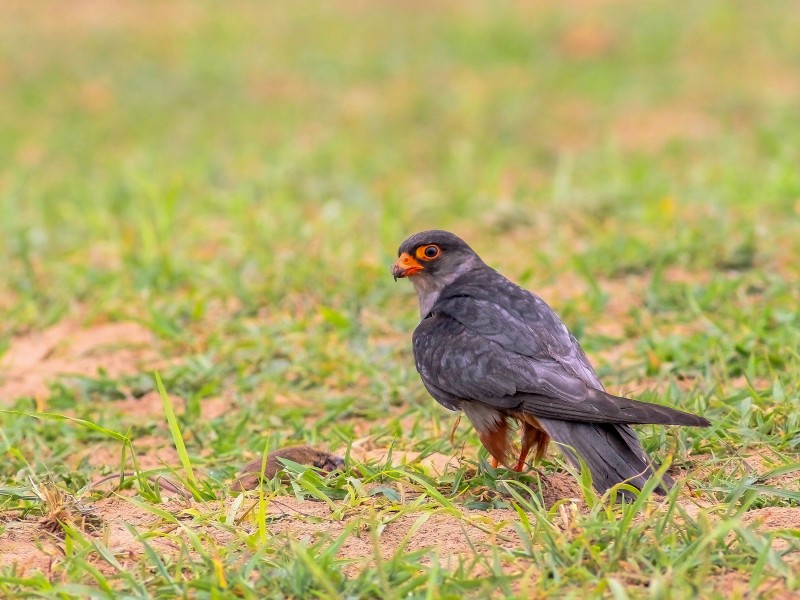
[30,480,100,537]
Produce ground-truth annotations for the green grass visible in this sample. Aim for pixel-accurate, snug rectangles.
[1,1,799,598]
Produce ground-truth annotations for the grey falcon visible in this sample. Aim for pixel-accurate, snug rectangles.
[391,230,710,495]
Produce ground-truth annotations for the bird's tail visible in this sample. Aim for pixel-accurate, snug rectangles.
[536,418,674,497]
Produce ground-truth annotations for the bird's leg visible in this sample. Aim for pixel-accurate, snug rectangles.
[514,426,534,472]
[514,421,550,472]
[513,454,529,472]
[476,417,511,470]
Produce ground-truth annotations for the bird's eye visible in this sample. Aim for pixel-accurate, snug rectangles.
[418,244,441,260]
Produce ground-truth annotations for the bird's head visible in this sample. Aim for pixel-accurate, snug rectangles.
[392,230,481,287]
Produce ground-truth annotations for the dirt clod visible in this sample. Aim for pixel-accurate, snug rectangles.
[233,446,345,491]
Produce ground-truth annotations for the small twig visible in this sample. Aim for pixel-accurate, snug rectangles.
[235,496,323,525]
[449,414,462,445]
[87,472,192,499]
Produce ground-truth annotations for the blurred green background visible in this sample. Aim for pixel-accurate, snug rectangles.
[2,0,798,334]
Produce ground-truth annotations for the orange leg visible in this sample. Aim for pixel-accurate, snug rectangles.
[513,426,533,472]
[514,421,549,472]
[477,417,510,470]
[513,453,529,472]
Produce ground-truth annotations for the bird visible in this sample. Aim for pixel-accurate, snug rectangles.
[391,230,710,496]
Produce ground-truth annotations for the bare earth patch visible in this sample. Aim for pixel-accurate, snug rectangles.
[265,496,524,576]
[0,320,160,402]
[112,390,232,422]
[743,507,800,533]
[0,495,522,578]
[77,434,181,472]
[0,497,183,577]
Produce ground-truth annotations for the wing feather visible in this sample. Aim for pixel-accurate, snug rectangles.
[413,309,708,427]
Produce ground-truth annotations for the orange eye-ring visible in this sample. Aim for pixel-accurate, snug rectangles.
[417,244,441,260]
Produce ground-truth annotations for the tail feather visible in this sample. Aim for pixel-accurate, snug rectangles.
[519,389,710,427]
[537,418,674,496]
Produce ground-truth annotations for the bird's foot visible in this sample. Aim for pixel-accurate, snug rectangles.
[512,448,531,472]
[489,456,499,469]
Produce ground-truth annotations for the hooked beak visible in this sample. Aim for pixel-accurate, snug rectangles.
[391,252,424,281]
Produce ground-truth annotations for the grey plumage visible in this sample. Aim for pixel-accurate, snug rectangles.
[393,230,710,497]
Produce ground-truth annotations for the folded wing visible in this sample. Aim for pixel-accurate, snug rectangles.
[413,311,708,427]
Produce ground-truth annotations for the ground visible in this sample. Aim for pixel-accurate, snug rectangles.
[1,1,800,598]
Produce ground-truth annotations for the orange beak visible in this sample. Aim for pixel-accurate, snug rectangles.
[391,252,424,280]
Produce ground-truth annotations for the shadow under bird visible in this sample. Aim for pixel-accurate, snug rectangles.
[391,230,710,496]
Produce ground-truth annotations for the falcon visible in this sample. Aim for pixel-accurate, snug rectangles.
[391,230,710,495]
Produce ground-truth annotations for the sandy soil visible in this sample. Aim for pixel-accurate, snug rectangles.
[0,320,160,401]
